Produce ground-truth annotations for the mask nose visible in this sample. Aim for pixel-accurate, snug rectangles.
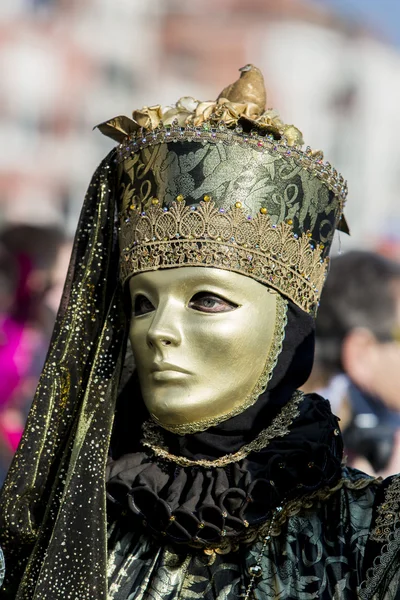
[146,304,182,351]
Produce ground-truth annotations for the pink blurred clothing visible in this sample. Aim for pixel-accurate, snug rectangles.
[0,315,43,450]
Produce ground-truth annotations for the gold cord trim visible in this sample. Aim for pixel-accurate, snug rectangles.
[369,474,399,544]
[142,390,304,468]
[120,200,328,315]
[200,474,378,556]
[153,294,287,435]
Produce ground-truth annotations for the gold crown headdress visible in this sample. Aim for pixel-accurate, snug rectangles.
[98,64,348,315]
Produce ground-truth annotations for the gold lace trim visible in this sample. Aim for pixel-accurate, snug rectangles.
[120,199,328,315]
[142,390,304,468]
[359,474,399,599]
[152,294,287,435]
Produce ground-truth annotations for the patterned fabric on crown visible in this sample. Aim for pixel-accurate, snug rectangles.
[98,65,347,315]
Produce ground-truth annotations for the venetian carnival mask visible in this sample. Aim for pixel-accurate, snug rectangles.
[96,64,348,433]
[129,267,284,433]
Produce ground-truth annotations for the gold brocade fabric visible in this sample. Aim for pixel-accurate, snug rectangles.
[116,135,341,223]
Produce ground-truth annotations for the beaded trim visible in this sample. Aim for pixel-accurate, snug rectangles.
[151,294,287,435]
[141,390,304,468]
[243,504,283,598]
[114,121,347,203]
[120,199,328,315]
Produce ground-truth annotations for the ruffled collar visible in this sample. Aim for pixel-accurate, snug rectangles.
[106,393,343,549]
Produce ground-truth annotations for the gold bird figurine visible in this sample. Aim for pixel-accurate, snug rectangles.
[217,64,267,116]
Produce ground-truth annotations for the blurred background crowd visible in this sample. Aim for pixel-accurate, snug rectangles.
[1,0,400,483]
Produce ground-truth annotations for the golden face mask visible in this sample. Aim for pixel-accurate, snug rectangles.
[129,267,287,434]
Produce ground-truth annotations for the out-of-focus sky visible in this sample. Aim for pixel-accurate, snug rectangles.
[322,0,400,45]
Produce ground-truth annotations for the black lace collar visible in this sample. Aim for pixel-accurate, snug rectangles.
[106,393,343,549]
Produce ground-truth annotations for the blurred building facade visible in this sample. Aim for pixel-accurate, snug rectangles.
[1,0,400,248]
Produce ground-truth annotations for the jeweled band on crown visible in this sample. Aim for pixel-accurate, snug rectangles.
[120,197,327,315]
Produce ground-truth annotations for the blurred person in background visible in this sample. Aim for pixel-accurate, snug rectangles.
[0,244,17,316]
[304,250,400,476]
[0,224,65,482]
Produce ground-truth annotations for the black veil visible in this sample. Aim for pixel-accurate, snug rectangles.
[0,151,128,599]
